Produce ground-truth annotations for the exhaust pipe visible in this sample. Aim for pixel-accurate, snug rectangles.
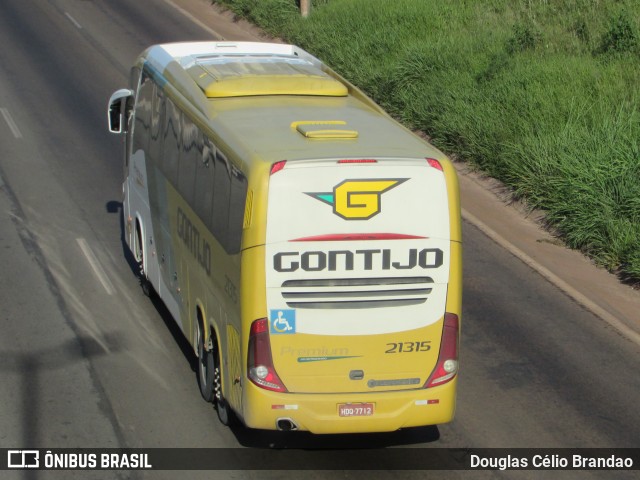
[276,418,298,431]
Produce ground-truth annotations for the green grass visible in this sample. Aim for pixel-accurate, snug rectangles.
[214,0,640,282]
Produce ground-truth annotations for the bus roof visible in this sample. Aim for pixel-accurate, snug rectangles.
[187,56,348,98]
[140,42,445,165]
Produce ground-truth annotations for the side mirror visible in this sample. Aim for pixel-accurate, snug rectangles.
[107,88,134,134]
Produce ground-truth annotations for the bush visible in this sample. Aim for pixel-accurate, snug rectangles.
[598,10,639,55]
[506,22,542,54]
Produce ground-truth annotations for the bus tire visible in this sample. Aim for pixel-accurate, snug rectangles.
[141,277,154,297]
[214,343,237,426]
[197,321,215,403]
[135,221,154,297]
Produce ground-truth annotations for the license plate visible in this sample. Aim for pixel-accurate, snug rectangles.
[338,403,374,417]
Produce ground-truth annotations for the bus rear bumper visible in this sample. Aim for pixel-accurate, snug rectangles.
[241,379,457,434]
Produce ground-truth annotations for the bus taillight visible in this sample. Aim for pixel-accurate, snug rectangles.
[426,158,443,171]
[248,318,288,392]
[270,160,287,175]
[424,313,459,388]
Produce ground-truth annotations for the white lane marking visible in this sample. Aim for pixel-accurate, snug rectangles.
[0,108,23,139]
[462,208,640,347]
[162,0,224,40]
[65,12,82,29]
[77,238,115,295]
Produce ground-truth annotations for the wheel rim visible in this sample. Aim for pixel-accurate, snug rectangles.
[214,364,222,403]
[135,225,144,264]
[213,354,230,424]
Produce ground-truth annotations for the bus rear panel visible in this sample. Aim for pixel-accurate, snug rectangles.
[244,157,460,433]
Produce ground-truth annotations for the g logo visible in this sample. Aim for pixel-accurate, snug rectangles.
[307,179,407,220]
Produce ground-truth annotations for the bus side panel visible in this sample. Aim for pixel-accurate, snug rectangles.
[146,166,183,325]
[239,244,267,418]
[226,324,242,412]
[164,178,244,404]
[446,240,463,318]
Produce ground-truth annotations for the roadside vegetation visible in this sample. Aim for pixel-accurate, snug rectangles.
[214,0,640,283]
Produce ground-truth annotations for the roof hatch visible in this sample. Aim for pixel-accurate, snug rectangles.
[292,120,358,139]
[186,55,348,98]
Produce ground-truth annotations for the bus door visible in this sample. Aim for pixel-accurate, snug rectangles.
[145,92,183,325]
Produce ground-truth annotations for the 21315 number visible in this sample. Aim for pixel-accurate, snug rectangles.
[385,341,431,354]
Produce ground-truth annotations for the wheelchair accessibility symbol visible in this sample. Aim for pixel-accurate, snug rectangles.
[270,309,296,334]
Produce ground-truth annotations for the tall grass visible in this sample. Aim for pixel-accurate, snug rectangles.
[215,0,640,282]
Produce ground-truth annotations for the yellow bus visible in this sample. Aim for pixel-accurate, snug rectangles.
[108,41,462,434]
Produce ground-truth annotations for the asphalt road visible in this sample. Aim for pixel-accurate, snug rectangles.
[0,1,639,479]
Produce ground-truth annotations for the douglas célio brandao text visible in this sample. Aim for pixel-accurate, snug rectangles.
[470,453,634,470]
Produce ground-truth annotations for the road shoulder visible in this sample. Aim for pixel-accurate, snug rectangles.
[457,162,640,345]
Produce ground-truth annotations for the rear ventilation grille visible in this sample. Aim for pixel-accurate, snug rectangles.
[280,277,433,309]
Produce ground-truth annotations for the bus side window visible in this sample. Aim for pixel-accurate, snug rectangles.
[227,166,247,254]
[132,72,153,155]
[178,116,199,206]
[161,98,181,187]
[209,148,248,255]
[123,67,141,168]
[194,139,215,231]
[211,150,232,250]
[149,82,165,166]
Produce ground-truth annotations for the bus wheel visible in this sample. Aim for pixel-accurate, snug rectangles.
[135,221,153,297]
[197,322,215,403]
[134,220,144,263]
[213,343,237,426]
[141,277,153,297]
